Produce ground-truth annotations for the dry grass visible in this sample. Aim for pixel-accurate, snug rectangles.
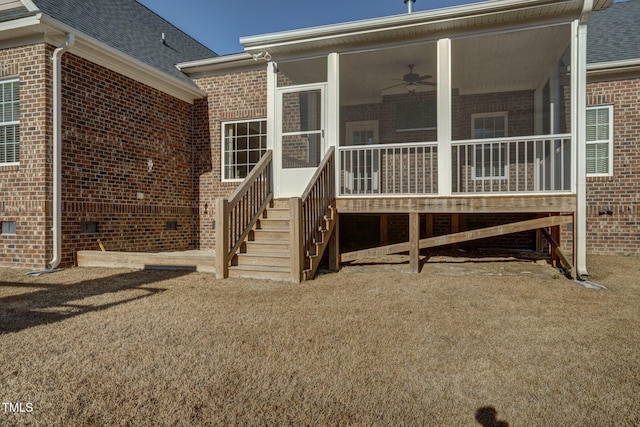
[1,255,639,426]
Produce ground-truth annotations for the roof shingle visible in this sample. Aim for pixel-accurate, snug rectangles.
[588,0,640,64]
[31,0,217,82]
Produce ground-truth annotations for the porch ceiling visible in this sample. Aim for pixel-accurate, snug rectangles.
[325,24,571,105]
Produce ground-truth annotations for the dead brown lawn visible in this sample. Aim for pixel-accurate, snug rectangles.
[1,255,639,426]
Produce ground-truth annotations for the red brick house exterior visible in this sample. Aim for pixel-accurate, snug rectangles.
[0,0,638,273]
[0,0,213,269]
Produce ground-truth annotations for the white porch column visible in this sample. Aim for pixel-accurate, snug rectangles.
[437,38,452,196]
[573,19,589,277]
[266,61,279,195]
[327,53,340,198]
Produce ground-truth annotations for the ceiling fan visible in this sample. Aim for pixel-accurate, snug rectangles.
[383,64,436,92]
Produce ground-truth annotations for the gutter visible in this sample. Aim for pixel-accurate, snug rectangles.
[587,59,640,76]
[49,33,75,270]
[177,52,257,75]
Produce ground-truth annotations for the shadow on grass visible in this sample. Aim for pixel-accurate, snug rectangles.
[0,270,191,334]
[476,406,509,427]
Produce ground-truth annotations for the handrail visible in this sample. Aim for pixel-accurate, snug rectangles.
[299,147,336,280]
[215,150,273,278]
[228,150,273,206]
[302,146,335,201]
[452,133,571,145]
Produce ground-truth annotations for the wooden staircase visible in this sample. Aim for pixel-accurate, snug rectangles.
[216,147,337,283]
[228,198,336,282]
[228,199,291,281]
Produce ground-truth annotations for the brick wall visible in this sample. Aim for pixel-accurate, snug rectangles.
[586,77,640,255]
[0,44,51,268]
[192,67,268,249]
[57,52,197,265]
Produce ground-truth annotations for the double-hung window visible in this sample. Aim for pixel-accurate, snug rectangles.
[0,78,19,165]
[222,119,267,181]
[586,105,613,176]
[471,112,508,179]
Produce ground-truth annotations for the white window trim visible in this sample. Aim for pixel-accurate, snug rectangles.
[471,112,509,180]
[586,105,613,177]
[221,118,267,183]
[0,77,20,166]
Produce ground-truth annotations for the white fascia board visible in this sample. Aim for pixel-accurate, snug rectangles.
[240,0,581,53]
[177,53,261,75]
[587,59,640,76]
[39,14,206,103]
[20,0,39,12]
[0,13,41,32]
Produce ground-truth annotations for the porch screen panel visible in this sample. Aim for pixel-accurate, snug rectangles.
[281,89,322,169]
[451,24,573,194]
[338,42,438,196]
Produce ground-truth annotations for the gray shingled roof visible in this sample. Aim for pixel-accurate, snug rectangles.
[588,0,640,63]
[0,5,31,23]
[31,0,217,82]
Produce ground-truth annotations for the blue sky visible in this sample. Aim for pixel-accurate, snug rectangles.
[137,0,479,55]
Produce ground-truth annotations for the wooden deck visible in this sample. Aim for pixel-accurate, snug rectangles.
[335,194,576,214]
[77,250,216,273]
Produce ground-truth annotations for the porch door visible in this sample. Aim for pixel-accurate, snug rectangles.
[276,84,326,197]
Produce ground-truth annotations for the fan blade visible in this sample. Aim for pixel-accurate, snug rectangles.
[382,82,407,91]
[416,81,437,86]
[417,74,433,81]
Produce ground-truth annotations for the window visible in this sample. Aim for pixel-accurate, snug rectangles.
[0,78,19,165]
[586,106,613,176]
[396,99,437,131]
[1,221,16,235]
[345,121,378,146]
[471,112,508,179]
[222,119,267,181]
[165,221,177,231]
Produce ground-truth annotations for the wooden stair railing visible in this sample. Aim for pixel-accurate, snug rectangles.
[215,150,273,278]
[292,147,336,282]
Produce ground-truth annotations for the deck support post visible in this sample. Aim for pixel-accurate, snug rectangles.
[380,214,389,246]
[215,198,229,279]
[290,197,304,283]
[328,210,340,272]
[409,212,420,273]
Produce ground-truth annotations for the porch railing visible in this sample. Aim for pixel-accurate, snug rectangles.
[337,134,572,197]
[451,134,572,194]
[215,150,273,278]
[338,142,438,196]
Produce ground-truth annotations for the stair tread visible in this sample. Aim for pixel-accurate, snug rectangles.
[229,264,290,272]
[237,252,290,258]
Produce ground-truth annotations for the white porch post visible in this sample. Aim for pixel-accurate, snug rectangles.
[573,19,589,277]
[437,38,452,196]
[327,53,340,197]
[266,61,279,196]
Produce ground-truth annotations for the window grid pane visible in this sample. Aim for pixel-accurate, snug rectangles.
[586,106,612,175]
[223,119,267,180]
[0,79,19,165]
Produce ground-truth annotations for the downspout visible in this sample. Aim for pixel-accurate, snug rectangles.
[575,0,593,278]
[49,33,75,269]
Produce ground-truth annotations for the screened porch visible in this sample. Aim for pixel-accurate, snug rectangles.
[275,21,576,198]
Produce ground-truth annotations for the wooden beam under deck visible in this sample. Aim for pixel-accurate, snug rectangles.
[341,214,574,263]
[336,195,576,214]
